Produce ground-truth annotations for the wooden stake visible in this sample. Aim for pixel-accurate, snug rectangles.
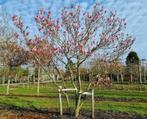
[59,86,63,116]
[92,89,94,119]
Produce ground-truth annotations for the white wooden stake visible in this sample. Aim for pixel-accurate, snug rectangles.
[59,87,63,116]
[92,89,94,119]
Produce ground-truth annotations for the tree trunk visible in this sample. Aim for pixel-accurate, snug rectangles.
[138,64,142,84]
[130,67,133,83]
[2,76,5,85]
[139,70,142,84]
[121,73,124,83]
[14,74,18,83]
[37,66,40,96]
[77,66,81,91]
[117,74,119,83]
[6,67,11,95]
[75,57,82,118]
[33,75,35,85]
[75,93,82,118]
[6,79,10,95]
[110,73,113,81]
[27,75,30,88]
[130,73,133,83]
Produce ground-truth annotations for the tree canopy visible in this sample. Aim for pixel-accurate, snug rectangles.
[126,51,140,66]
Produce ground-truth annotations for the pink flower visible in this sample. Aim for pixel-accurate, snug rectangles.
[14,32,19,38]
[35,16,39,23]
[69,11,74,16]
[40,8,45,14]
[12,15,17,21]
[74,23,79,29]
[44,19,51,26]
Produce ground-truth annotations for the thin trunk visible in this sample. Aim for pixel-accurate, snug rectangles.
[2,76,5,85]
[130,73,133,83]
[14,74,18,83]
[6,67,10,95]
[76,55,82,91]
[37,66,40,96]
[69,68,76,89]
[110,73,113,81]
[130,67,133,83]
[75,55,83,118]
[139,65,142,84]
[33,75,35,84]
[117,74,119,83]
[139,70,142,84]
[145,64,147,84]
[6,79,10,95]
[27,75,30,88]
[77,67,81,91]
[121,73,124,83]
[144,68,146,83]
[75,94,82,118]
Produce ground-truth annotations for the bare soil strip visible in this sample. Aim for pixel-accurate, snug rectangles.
[0,104,147,119]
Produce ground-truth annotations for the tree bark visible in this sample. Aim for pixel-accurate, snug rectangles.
[6,79,10,95]
[37,66,40,96]
[75,56,82,118]
[75,93,82,118]
[77,66,81,91]
[130,73,133,83]
[2,76,5,85]
[121,73,124,83]
[139,70,142,84]
[139,65,142,84]
[117,74,119,83]
[6,67,11,95]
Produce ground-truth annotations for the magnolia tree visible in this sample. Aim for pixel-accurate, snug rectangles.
[12,14,57,96]
[0,13,29,94]
[0,40,28,94]
[13,3,134,118]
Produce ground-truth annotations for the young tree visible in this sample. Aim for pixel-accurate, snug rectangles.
[12,14,57,96]
[0,13,29,94]
[13,3,134,117]
[0,40,28,94]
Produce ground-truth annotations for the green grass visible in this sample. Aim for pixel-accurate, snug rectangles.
[0,96,147,115]
[95,89,147,99]
[0,82,147,115]
[0,82,146,100]
[95,101,147,115]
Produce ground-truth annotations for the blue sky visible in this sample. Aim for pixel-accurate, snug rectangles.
[0,0,147,59]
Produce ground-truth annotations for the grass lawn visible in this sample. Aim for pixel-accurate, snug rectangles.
[0,82,147,116]
[0,82,146,100]
[0,96,147,115]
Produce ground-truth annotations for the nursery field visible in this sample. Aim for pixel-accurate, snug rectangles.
[0,0,146,118]
[0,82,147,118]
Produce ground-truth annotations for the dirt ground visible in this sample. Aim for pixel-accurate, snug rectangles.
[0,106,147,119]
[16,110,147,119]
